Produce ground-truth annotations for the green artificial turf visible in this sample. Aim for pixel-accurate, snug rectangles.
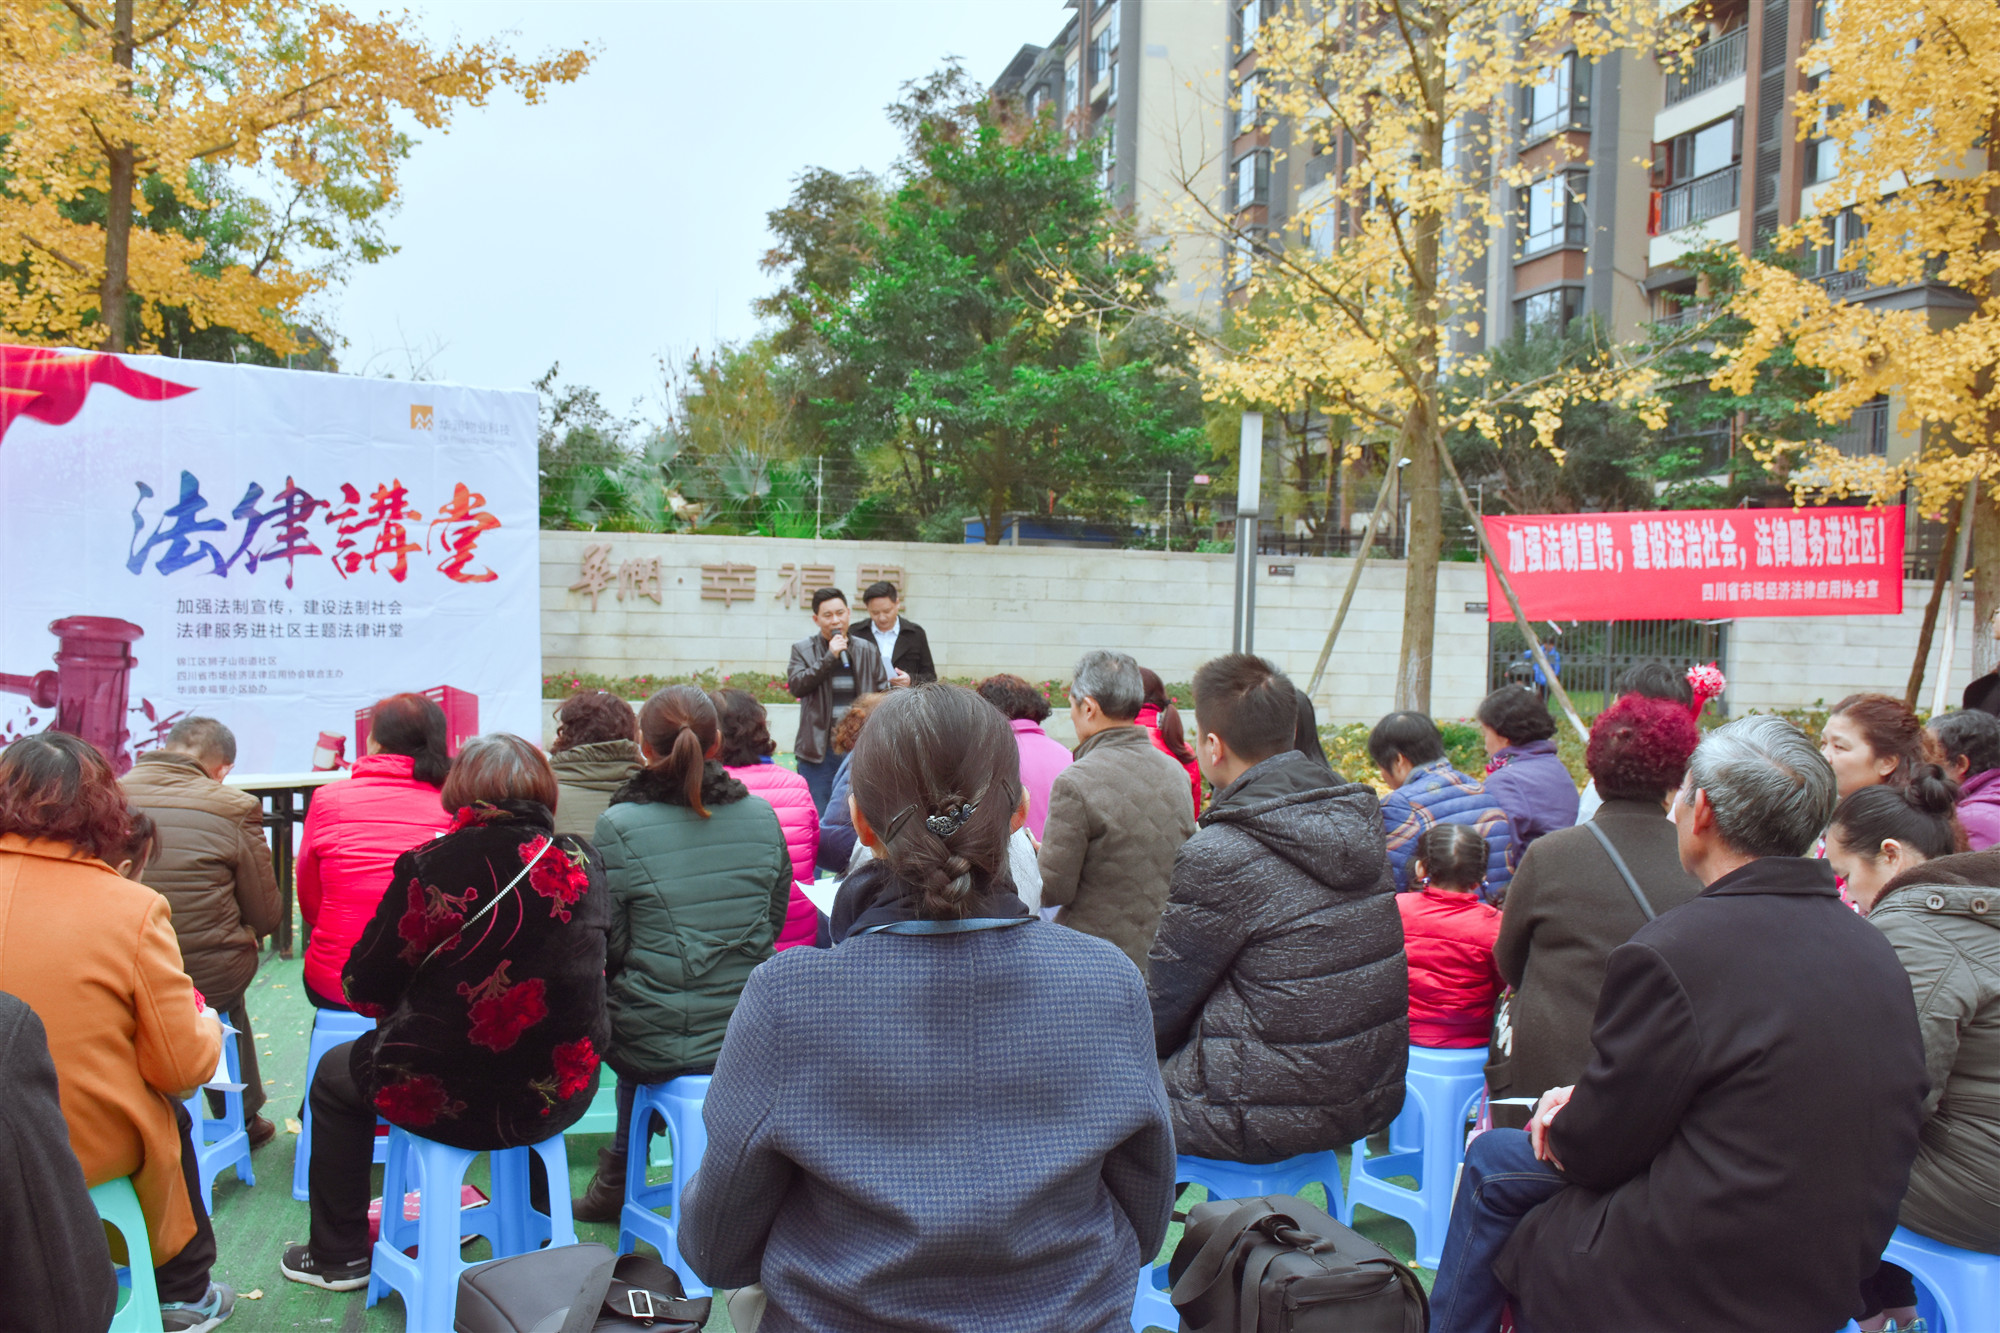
[209,909,1431,1332]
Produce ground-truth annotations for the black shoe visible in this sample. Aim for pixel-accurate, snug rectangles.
[279,1244,369,1292]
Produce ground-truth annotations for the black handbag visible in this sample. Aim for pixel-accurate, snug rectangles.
[454,1242,712,1333]
[1167,1195,1428,1333]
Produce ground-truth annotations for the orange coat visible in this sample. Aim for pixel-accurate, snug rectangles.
[0,834,221,1264]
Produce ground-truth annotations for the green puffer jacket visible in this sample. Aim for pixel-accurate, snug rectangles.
[1870,849,2000,1252]
[595,761,794,1083]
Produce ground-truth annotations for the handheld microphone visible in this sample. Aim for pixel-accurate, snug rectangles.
[840,649,851,669]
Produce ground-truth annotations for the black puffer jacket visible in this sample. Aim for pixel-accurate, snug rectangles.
[1148,751,1408,1163]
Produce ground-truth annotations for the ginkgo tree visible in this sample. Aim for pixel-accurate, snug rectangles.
[0,0,590,356]
[1044,0,1683,711]
[1715,0,2000,676]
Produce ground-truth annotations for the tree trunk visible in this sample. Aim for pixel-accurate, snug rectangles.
[1972,487,2000,686]
[1397,400,1442,711]
[99,0,137,352]
[1906,501,1960,708]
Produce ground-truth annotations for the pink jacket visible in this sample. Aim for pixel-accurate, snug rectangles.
[1011,718,1075,841]
[726,762,821,950]
[296,753,454,1002]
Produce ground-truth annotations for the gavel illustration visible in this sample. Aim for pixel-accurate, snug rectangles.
[1,616,145,773]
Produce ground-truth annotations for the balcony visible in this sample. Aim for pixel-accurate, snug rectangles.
[1825,399,1889,457]
[1652,303,1717,332]
[1665,28,1747,106]
[1815,267,1872,298]
[1654,164,1740,234]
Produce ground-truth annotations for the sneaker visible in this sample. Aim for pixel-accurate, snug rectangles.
[279,1244,370,1292]
[160,1281,234,1332]
[245,1115,277,1149]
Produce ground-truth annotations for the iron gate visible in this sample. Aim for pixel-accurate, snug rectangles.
[1488,619,1729,716]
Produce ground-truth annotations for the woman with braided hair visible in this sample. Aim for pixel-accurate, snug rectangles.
[678,684,1176,1333]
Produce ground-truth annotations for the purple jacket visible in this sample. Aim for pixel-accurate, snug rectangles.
[1012,718,1075,841]
[1959,769,2000,852]
[1483,741,1579,850]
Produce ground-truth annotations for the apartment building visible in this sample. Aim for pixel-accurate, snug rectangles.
[992,0,1230,313]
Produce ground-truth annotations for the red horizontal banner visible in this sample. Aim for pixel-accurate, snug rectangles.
[1482,506,1904,622]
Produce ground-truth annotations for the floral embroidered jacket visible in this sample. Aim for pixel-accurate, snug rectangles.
[341,798,611,1150]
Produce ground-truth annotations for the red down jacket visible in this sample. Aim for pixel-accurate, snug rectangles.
[1396,886,1505,1048]
[297,753,455,1003]
[726,762,820,950]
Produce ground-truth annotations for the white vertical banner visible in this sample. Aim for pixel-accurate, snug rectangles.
[0,346,540,776]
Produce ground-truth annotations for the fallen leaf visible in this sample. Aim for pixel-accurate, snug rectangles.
[284,1117,302,1135]
[242,1289,263,1300]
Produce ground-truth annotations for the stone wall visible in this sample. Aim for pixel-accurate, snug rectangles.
[540,530,1979,724]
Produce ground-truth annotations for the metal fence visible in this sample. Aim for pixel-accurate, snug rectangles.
[1488,618,1731,716]
[1665,27,1748,105]
[1657,164,1740,234]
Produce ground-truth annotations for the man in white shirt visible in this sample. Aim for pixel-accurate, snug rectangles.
[851,580,937,687]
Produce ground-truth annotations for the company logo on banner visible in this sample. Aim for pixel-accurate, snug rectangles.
[0,344,539,776]
[1482,507,1904,622]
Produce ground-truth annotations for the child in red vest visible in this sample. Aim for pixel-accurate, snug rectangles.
[1399,824,1505,1048]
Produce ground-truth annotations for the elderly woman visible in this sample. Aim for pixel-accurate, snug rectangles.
[0,732,232,1332]
[1484,695,1704,1127]
[281,733,609,1293]
[713,687,820,950]
[1476,685,1579,849]
[975,673,1073,840]
[1825,772,1998,1332]
[548,690,642,839]
[679,686,1175,1331]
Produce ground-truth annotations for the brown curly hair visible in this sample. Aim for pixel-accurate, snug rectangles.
[0,732,132,864]
[711,688,776,766]
[974,674,1050,724]
[832,692,889,756]
[553,690,638,752]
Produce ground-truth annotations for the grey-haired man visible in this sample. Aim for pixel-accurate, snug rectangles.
[1429,714,1927,1333]
[1037,650,1196,973]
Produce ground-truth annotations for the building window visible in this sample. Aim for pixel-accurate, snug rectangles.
[1804,75,1838,183]
[1228,229,1266,289]
[1233,149,1271,211]
[1519,172,1586,255]
[1091,0,1120,105]
[1233,72,1259,139]
[1100,118,1118,193]
[1815,206,1866,275]
[1665,115,1739,185]
[1516,286,1583,337]
[1063,60,1079,127]
[1521,53,1589,141]
[1235,0,1262,55]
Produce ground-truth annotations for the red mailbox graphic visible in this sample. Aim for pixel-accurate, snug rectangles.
[1,616,146,773]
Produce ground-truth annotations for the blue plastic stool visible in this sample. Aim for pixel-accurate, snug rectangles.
[365,1126,576,1332]
[616,1075,712,1297]
[91,1176,163,1333]
[291,1008,381,1201]
[183,1025,254,1210]
[1131,1150,1349,1332]
[1341,1045,1488,1270]
[1880,1226,2000,1332]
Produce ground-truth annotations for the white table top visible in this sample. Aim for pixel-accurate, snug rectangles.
[224,770,350,792]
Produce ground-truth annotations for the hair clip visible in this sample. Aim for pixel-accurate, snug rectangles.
[925,802,978,837]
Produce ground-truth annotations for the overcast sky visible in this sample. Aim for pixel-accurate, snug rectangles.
[327,0,1070,416]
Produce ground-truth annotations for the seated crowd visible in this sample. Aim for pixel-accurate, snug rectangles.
[0,613,1995,1331]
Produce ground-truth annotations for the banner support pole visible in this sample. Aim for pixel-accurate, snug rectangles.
[1306,437,1403,698]
[1433,433,1591,745]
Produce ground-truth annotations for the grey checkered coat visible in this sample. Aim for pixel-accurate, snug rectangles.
[677,919,1176,1332]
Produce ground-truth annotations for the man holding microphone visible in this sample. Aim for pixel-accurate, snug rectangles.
[786,586,890,813]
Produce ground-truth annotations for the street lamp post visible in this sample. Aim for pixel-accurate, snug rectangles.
[1232,412,1263,654]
